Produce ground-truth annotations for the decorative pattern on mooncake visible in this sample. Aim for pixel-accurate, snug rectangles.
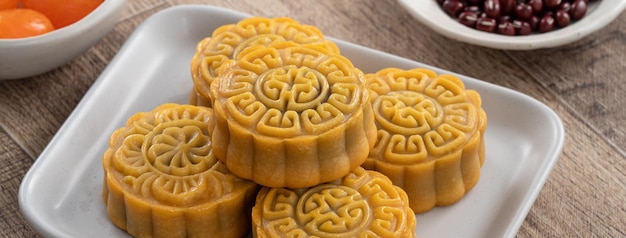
[101,104,260,238]
[252,167,416,238]
[190,16,340,107]
[210,43,377,188]
[363,68,487,214]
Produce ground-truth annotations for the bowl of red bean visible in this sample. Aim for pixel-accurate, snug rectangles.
[398,0,625,50]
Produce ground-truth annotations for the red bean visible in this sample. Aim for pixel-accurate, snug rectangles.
[559,2,572,13]
[538,15,555,33]
[513,20,532,35]
[529,15,540,30]
[443,0,465,17]
[497,21,516,35]
[555,10,571,28]
[476,17,497,32]
[459,11,479,27]
[514,3,533,19]
[484,0,501,18]
[570,0,588,20]
[528,0,543,14]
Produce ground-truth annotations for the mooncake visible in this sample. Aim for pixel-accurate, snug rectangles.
[190,16,340,107]
[252,167,417,238]
[363,68,487,213]
[101,103,260,238]
[210,43,377,188]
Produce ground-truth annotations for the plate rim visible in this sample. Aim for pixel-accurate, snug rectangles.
[18,4,565,238]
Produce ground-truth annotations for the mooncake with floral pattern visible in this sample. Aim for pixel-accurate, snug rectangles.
[252,167,416,238]
[210,43,377,188]
[101,103,260,238]
[190,16,339,107]
[363,68,487,213]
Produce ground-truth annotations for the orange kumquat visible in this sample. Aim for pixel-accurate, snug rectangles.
[0,8,55,39]
[21,0,103,29]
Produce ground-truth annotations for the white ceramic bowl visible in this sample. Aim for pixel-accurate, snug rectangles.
[398,0,626,50]
[0,0,125,80]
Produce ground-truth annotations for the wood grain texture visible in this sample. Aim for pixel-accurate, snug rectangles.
[1,0,625,237]
[508,16,626,157]
[0,129,38,237]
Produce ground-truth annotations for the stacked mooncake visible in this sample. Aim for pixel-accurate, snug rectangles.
[190,17,339,107]
[102,16,487,238]
[363,68,487,213]
[101,104,260,238]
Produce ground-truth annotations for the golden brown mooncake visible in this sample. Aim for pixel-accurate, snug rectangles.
[190,16,340,107]
[101,103,260,238]
[210,43,377,189]
[252,167,416,238]
[363,68,487,214]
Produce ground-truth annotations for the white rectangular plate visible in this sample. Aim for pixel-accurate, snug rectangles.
[19,5,564,238]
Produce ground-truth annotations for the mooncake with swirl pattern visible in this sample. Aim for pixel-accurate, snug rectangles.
[210,43,377,188]
[190,16,339,107]
[101,103,260,238]
[252,166,416,238]
[363,68,487,213]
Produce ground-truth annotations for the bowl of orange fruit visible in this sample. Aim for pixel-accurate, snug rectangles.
[0,0,125,80]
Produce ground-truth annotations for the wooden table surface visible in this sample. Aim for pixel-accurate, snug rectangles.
[1,0,625,237]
